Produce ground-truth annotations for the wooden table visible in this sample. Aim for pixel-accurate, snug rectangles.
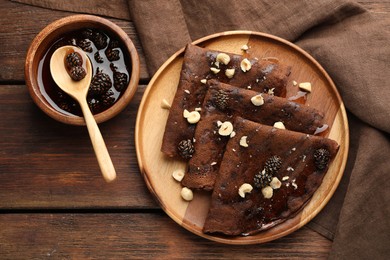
[0,1,388,258]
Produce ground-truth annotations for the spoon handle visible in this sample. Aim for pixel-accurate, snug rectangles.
[79,99,117,182]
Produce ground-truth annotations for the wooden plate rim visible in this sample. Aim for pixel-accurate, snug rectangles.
[135,30,349,244]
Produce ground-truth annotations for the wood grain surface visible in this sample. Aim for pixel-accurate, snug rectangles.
[0,0,388,258]
[0,214,331,259]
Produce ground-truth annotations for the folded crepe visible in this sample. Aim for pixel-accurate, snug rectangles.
[203,117,339,236]
[161,44,291,159]
[181,80,327,190]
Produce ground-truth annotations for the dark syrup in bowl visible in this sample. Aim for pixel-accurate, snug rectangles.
[38,28,132,117]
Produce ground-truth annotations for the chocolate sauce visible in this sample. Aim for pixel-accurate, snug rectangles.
[37,28,132,116]
[288,91,307,104]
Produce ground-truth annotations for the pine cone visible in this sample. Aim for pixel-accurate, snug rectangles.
[314,148,330,170]
[177,139,195,159]
[113,71,128,91]
[89,68,112,95]
[65,52,82,68]
[69,66,86,81]
[105,48,120,61]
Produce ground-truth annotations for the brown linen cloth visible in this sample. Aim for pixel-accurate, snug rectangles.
[13,0,390,258]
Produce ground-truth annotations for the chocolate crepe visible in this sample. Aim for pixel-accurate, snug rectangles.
[161,44,291,159]
[182,80,326,190]
[203,117,339,235]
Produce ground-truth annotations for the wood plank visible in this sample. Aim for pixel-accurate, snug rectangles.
[0,213,331,259]
[0,0,150,82]
[0,85,157,209]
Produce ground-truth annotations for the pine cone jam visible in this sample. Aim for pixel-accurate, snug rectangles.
[38,28,132,116]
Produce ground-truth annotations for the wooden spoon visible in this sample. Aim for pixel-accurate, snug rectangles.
[50,46,116,182]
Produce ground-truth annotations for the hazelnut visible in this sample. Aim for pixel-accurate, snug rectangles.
[187,111,201,124]
[238,183,253,198]
[172,169,185,182]
[210,67,220,74]
[181,187,193,201]
[183,109,191,118]
[239,136,249,147]
[273,121,286,130]
[161,99,171,109]
[250,94,264,106]
[298,82,312,92]
[270,177,282,189]
[241,44,249,51]
[240,58,252,72]
[268,88,275,95]
[218,121,234,136]
[216,53,231,65]
[261,186,273,199]
[225,68,235,78]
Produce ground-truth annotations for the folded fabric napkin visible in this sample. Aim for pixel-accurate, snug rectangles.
[14,0,390,258]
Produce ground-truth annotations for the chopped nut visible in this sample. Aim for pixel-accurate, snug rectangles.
[268,88,275,95]
[270,177,282,189]
[210,67,220,74]
[183,109,190,118]
[210,161,217,166]
[261,186,273,199]
[225,68,235,78]
[184,89,191,94]
[251,94,264,106]
[238,183,253,198]
[218,121,234,136]
[181,187,193,201]
[195,107,202,111]
[292,80,298,86]
[161,99,171,109]
[241,44,249,51]
[292,182,298,190]
[239,136,249,147]
[287,166,294,171]
[172,169,185,182]
[230,131,236,138]
[240,58,252,72]
[216,53,231,65]
[187,111,201,124]
[299,82,312,92]
[217,120,223,127]
[273,121,286,130]
[282,176,290,181]
[200,79,207,84]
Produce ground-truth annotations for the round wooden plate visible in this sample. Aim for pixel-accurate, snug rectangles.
[135,31,349,244]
